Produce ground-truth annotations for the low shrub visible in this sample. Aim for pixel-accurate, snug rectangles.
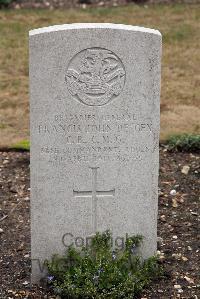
[166,134,200,152]
[46,231,162,299]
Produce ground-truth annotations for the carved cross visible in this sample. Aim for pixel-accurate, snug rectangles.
[73,167,115,233]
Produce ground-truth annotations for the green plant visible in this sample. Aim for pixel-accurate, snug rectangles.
[166,134,200,152]
[46,231,162,299]
[10,139,30,151]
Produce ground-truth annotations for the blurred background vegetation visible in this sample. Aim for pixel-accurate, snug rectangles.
[0,3,199,147]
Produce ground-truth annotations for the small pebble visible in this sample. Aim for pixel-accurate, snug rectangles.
[187,246,192,251]
[184,276,194,284]
[182,256,188,262]
[174,284,182,289]
[0,228,4,233]
[170,189,176,196]
[22,281,29,286]
[172,198,178,208]
[181,165,190,175]
[191,211,198,216]
[172,235,178,240]
[172,253,182,260]
[160,215,166,222]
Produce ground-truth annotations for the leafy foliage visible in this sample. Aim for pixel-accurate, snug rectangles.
[46,231,162,299]
[166,134,200,152]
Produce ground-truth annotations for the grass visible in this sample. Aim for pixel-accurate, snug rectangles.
[0,4,200,147]
[10,139,30,150]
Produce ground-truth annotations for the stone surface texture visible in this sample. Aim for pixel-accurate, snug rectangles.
[29,23,162,282]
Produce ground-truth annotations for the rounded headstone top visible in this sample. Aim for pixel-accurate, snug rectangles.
[29,23,161,36]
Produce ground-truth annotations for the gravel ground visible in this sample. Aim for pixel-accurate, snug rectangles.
[0,148,199,298]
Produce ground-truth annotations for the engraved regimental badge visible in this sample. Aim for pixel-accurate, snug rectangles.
[65,47,126,106]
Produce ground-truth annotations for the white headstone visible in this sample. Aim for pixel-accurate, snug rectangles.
[29,23,162,283]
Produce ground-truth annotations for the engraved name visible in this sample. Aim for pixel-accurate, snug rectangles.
[37,122,152,134]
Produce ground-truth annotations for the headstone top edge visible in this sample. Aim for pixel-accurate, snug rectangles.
[29,23,161,37]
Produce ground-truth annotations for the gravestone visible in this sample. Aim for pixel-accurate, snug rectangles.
[29,23,162,283]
